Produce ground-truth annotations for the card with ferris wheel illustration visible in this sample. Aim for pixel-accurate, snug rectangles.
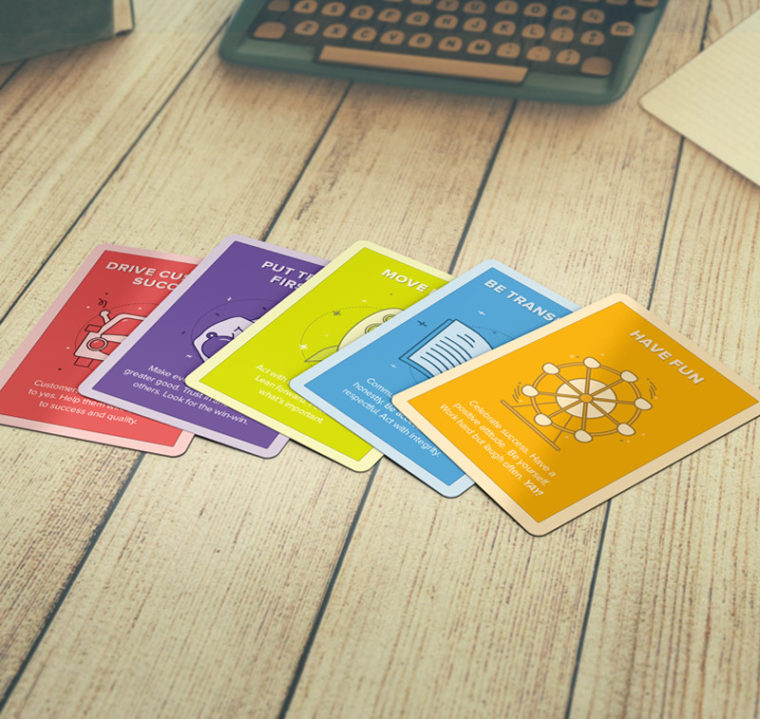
[186,241,450,471]
[0,245,197,455]
[393,294,760,535]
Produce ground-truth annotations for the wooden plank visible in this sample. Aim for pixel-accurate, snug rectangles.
[263,85,510,255]
[0,0,238,318]
[289,463,605,719]
[0,83,510,716]
[0,441,141,701]
[6,444,370,718]
[0,51,348,703]
[569,2,760,716]
[444,0,710,308]
[283,2,714,716]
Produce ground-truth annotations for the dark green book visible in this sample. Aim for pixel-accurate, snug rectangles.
[0,0,134,65]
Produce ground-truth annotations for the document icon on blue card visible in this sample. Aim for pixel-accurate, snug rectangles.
[290,261,579,497]
[400,319,494,378]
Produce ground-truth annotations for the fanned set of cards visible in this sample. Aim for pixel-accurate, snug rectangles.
[2,237,759,535]
[186,241,451,470]
[292,260,579,496]
[82,236,325,457]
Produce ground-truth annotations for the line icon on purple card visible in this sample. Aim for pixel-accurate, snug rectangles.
[193,316,253,360]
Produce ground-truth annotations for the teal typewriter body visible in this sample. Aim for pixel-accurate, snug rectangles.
[220,0,668,104]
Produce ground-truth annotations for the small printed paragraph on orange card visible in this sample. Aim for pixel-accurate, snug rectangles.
[393,295,760,535]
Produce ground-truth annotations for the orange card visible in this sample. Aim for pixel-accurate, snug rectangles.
[393,295,760,535]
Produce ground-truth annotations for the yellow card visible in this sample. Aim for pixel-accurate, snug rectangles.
[186,242,450,470]
[394,295,760,535]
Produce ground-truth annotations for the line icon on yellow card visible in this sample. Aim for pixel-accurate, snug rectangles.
[393,295,760,535]
[186,242,450,471]
[301,307,401,363]
[503,356,655,449]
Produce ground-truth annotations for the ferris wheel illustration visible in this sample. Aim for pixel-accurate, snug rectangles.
[501,356,655,450]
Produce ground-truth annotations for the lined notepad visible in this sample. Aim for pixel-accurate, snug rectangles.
[641,10,760,186]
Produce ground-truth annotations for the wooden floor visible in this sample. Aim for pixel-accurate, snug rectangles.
[1,1,758,716]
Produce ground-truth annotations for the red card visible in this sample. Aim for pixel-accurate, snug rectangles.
[0,245,197,454]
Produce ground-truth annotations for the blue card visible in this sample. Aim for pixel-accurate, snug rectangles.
[291,261,579,496]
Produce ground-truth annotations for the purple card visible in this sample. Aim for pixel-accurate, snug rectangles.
[79,236,326,457]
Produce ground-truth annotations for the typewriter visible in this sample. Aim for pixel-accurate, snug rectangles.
[220,0,668,103]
